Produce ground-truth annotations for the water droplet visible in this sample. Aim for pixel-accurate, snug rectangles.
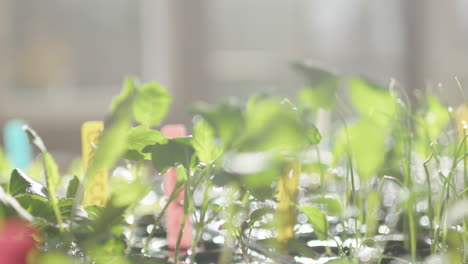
[126,215,135,225]
[420,216,430,227]
[335,223,344,233]
[378,225,390,234]
[213,236,224,244]
[147,224,155,234]
[140,191,157,205]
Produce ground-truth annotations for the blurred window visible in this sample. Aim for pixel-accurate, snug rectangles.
[2,0,141,98]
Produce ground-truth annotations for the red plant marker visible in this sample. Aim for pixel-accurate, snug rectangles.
[0,219,40,264]
[161,125,192,252]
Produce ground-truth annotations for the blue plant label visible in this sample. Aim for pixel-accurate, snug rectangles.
[4,120,33,169]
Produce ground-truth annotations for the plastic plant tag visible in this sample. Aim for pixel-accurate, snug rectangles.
[161,124,192,251]
[4,120,33,170]
[276,159,301,250]
[82,121,108,206]
[456,104,468,190]
[456,104,468,140]
[0,219,40,264]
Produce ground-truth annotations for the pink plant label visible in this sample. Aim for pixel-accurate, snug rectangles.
[161,124,192,251]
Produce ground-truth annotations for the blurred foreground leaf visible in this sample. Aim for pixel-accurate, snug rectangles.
[295,64,339,110]
[193,101,244,147]
[88,94,134,180]
[333,119,386,181]
[133,82,172,127]
[192,120,223,164]
[125,126,167,161]
[349,77,397,127]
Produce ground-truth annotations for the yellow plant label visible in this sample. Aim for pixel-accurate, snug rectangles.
[276,160,301,250]
[456,104,468,140]
[81,121,108,206]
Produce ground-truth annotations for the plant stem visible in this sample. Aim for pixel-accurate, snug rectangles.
[51,196,63,232]
[173,167,193,263]
[189,180,212,263]
[173,211,188,263]
[407,195,417,263]
[403,104,417,262]
[143,183,184,253]
[464,129,467,194]
[423,151,435,252]
[347,152,360,246]
[315,145,325,196]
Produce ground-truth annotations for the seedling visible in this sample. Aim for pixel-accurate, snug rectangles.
[0,74,467,264]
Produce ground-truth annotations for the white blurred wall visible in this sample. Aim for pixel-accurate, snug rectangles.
[0,0,467,163]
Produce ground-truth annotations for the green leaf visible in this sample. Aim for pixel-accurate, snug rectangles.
[241,160,286,201]
[9,168,47,197]
[0,147,11,181]
[212,170,240,187]
[349,77,397,127]
[415,94,450,156]
[425,95,449,139]
[306,124,322,145]
[311,197,343,217]
[88,94,134,179]
[22,126,61,197]
[38,252,75,264]
[57,199,75,219]
[365,191,380,237]
[297,82,338,110]
[42,151,62,229]
[43,152,60,197]
[192,120,223,164]
[192,101,244,147]
[287,238,321,259]
[249,208,273,226]
[22,198,72,223]
[295,65,339,110]
[92,202,127,237]
[133,82,172,127]
[124,126,167,161]
[16,194,54,221]
[23,125,47,152]
[84,205,105,220]
[111,181,151,207]
[447,229,464,252]
[42,152,64,227]
[148,137,195,173]
[298,107,322,145]
[333,119,386,181]
[22,126,63,226]
[241,95,317,152]
[66,176,80,199]
[298,205,329,240]
[175,165,188,183]
[111,77,137,112]
[0,186,33,221]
